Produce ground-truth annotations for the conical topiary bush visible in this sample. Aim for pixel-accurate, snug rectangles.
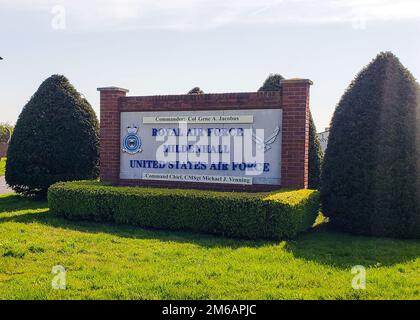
[6,75,99,196]
[321,52,420,238]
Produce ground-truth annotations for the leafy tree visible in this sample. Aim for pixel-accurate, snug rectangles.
[6,75,99,196]
[258,74,323,189]
[0,123,13,143]
[258,74,285,91]
[188,87,204,94]
[321,52,420,238]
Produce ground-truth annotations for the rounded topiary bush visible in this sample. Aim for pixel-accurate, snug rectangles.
[6,75,99,196]
[321,52,420,238]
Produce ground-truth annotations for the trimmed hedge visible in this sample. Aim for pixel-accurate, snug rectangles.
[48,181,320,240]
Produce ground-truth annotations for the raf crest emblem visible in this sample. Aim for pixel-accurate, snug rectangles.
[122,125,142,154]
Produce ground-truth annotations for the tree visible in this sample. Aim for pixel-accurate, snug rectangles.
[6,75,99,196]
[0,123,13,143]
[258,74,285,91]
[188,87,204,94]
[259,74,323,189]
[321,52,420,238]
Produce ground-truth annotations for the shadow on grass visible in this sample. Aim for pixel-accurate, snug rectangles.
[1,194,419,268]
[0,195,273,249]
[0,194,47,213]
[285,223,420,268]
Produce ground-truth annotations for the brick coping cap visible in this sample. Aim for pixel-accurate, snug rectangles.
[97,87,129,93]
[122,91,282,99]
[280,78,313,85]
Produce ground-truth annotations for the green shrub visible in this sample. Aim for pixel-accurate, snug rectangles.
[48,181,320,240]
[308,113,323,189]
[6,75,99,196]
[321,52,420,239]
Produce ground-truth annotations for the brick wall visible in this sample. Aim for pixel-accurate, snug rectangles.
[98,79,312,190]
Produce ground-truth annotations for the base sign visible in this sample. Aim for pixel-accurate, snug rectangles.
[98,79,312,190]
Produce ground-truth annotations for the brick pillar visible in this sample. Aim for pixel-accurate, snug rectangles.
[97,87,129,184]
[280,79,313,189]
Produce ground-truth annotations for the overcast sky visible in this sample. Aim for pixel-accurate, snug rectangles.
[1,0,420,130]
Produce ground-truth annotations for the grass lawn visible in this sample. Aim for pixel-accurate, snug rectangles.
[0,158,5,176]
[0,193,419,300]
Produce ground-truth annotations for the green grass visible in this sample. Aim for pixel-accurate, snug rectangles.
[0,158,5,176]
[0,193,419,300]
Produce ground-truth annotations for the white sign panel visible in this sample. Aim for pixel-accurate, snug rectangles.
[142,173,253,185]
[120,109,282,185]
[143,115,254,124]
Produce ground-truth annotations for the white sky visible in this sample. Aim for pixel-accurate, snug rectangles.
[1,0,420,130]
